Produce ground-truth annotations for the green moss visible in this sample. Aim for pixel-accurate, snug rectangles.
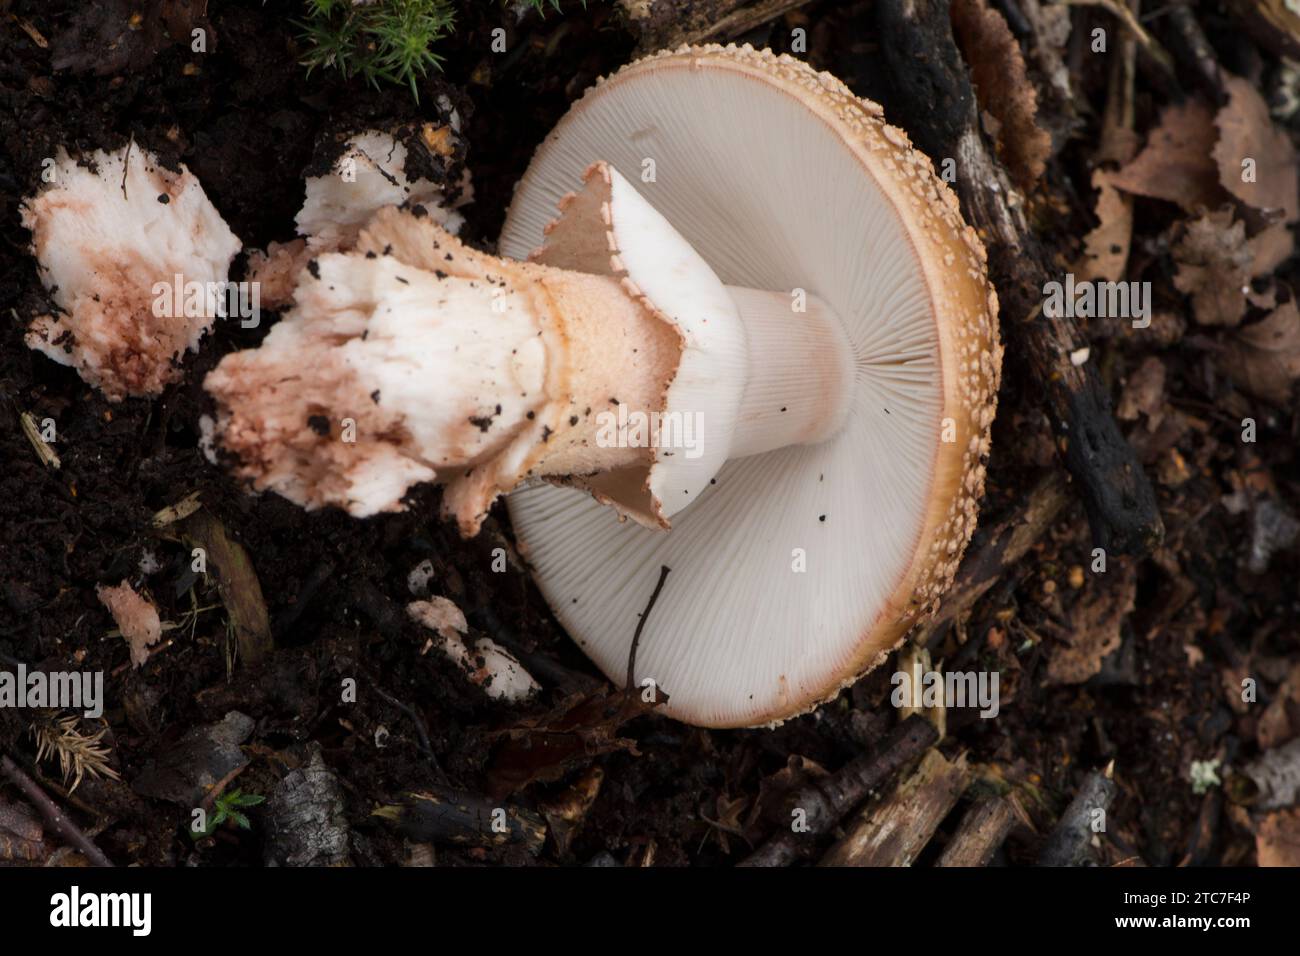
[297,1,588,101]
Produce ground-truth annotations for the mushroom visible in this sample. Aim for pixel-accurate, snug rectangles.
[207,44,1001,728]
[408,598,540,702]
[247,127,473,309]
[21,144,241,401]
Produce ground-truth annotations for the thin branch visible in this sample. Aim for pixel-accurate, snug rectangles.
[0,753,113,867]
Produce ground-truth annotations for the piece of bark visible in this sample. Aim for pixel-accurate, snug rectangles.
[936,795,1017,866]
[1037,766,1117,865]
[131,710,254,808]
[738,715,938,867]
[264,744,351,867]
[874,0,1162,556]
[183,509,273,666]
[820,748,970,867]
[916,472,1069,647]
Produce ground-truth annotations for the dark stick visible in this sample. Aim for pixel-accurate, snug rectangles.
[373,788,546,854]
[738,715,938,867]
[0,753,113,867]
[873,0,1163,556]
[1037,765,1118,866]
[625,565,671,691]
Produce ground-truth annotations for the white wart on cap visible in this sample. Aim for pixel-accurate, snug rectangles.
[502,45,1002,728]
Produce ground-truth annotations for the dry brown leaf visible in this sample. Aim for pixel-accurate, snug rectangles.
[950,0,1052,188]
[1109,100,1228,211]
[1258,663,1300,750]
[1250,222,1295,278]
[1257,808,1300,866]
[1116,355,1166,431]
[1077,169,1133,282]
[1172,209,1254,327]
[1214,74,1300,225]
[1222,301,1300,406]
[1045,565,1137,685]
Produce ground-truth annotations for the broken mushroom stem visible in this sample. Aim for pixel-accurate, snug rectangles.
[207,161,854,535]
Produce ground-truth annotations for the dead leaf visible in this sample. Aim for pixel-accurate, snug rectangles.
[1109,100,1228,211]
[1258,663,1300,750]
[950,0,1052,188]
[1077,169,1133,282]
[1045,565,1137,685]
[1250,222,1295,278]
[1222,301,1300,405]
[1116,355,1165,430]
[485,686,666,798]
[1257,809,1300,866]
[1214,74,1300,226]
[1171,209,1255,327]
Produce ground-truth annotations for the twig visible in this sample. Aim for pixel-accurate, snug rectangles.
[1060,0,1177,78]
[0,753,113,867]
[19,411,60,469]
[820,748,970,866]
[628,0,816,52]
[371,684,449,785]
[625,565,670,691]
[1164,2,1223,97]
[936,795,1018,866]
[738,715,938,866]
[1037,762,1117,865]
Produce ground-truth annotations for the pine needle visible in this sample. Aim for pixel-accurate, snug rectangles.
[31,714,121,794]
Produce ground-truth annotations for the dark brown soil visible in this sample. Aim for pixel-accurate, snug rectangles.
[0,0,1296,867]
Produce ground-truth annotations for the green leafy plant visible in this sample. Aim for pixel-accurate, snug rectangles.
[298,1,586,100]
[194,788,266,838]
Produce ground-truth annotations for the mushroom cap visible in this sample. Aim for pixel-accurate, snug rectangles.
[501,45,1001,728]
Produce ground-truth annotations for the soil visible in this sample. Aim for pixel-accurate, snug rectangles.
[0,0,1296,867]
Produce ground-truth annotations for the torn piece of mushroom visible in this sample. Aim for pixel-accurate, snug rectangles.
[297,129,471,247]
[502,44,1001,727]
[20,145,241,401]
[408,598,539,702]
[249,128,473,308]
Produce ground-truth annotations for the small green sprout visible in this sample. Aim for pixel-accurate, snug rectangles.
[1190,759,1221,795]
[194,788,266,838]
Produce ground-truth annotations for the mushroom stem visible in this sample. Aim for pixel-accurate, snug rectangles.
[207,164,862,533]
[725,286,856,459]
